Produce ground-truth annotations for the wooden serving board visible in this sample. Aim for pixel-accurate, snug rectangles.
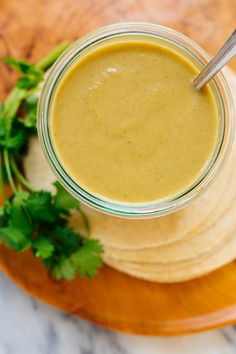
[1,0,236,336]
[2,245,236,335]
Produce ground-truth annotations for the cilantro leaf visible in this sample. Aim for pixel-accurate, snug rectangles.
[4,57,44,90]
[33,236,55,258]
[0,226,31,251]
[53,181,80,212]
[71,239,104,278]
[6,127,26,150]
[3,200,12,217]
[53,226,82,256]
[0,118,6,150]
[4,57,43,78]
[0,119,26,151]
[21,95,38,130]
[0,191,30,251]
[4,57,33,74]
[0,44,104,281]
[53,182,91,236]
[9,190,32,237]
[52,257,77,280]
[26,191,56,222]
[13,189,30,202]
[0,212,6,228]
[0,219,5,229]
[16,76,41,90]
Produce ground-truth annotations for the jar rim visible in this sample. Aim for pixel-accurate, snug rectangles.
[37,22,235,218]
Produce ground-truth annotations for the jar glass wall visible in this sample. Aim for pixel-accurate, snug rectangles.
[38,23,235,218]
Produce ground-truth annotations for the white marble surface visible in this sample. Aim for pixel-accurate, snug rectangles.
[1,273,236,354]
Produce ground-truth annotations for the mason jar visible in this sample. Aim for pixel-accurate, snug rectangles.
[37,22,235,218]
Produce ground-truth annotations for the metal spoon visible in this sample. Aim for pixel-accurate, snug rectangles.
[193,29,236,90]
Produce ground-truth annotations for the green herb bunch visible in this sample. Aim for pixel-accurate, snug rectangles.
[0,43,103,280]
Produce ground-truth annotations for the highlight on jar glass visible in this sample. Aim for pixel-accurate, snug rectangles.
[38,23,235,218]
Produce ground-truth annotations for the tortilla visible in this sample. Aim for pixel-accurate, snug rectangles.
[103,232,236,282]
[103,177,236,282]
[104,218,236,282]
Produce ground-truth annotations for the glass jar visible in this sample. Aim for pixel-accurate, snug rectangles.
[37,22,235,218]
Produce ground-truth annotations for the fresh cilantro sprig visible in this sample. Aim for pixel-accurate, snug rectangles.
[0,44,103,280]
[4,57,44,89]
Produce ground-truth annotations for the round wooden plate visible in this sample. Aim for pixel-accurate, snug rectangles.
[1,0,236,336]
[1,245,236,335]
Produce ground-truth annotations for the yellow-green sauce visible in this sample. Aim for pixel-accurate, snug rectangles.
[51,39,218,202]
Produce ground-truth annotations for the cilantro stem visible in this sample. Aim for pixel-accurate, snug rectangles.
[1,42,70,196]
[3,42,70,136]
[10,156,35,192]
[36,42,70,71]
[0,43,102,281]
[4,88,27,137]
[4,88,27,119]
[3,149,17,194]
[0,153,6,202]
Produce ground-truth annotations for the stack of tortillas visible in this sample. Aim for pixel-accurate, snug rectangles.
[24,68,236,283]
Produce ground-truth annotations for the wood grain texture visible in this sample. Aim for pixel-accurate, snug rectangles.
[0,0,236,335]
[0,0,236,102]
[2,245,236,335]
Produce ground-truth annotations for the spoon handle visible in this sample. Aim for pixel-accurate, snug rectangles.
[193,29,236,90]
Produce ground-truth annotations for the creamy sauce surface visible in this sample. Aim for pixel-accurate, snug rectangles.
[52,40,218,202]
